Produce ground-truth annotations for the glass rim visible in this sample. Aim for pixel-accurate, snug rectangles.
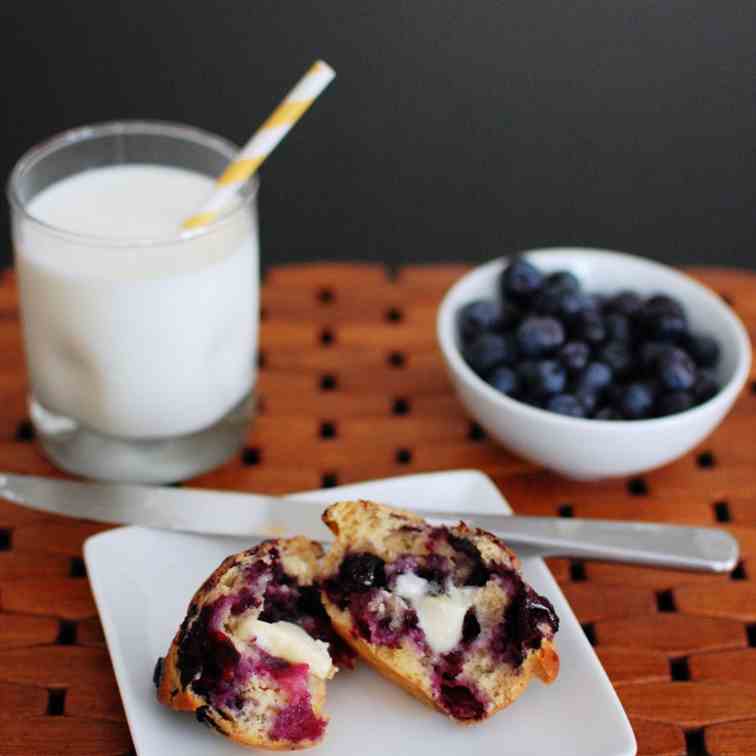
[6,119,259,248]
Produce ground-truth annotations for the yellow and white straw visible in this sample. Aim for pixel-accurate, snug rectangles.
[183,60,336,230]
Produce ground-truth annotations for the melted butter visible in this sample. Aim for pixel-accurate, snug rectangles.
[394,573,477,654]
[235,618,334,679]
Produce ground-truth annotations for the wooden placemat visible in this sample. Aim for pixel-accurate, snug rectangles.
[0,263,755,756]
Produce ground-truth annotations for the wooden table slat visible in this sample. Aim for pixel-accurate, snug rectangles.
[594,614,748,656]
[705,720,756,755]
[674,583,756,622]
[0,717,133,756]
[689,648,756,688]
[617,681,756,728]
[560,583,657,623]
[0,682,49,717]
[0,646,118,688]
[0,614,60,650]
[629,717,686,756]
[0,578,96,620]
[595,647,671,685]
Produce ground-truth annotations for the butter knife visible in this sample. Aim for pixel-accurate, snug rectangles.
[0,472,738,571]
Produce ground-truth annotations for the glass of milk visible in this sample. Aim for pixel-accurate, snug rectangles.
[7,121,259,483]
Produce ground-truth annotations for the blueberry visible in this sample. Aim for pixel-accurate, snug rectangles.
[574,388,599,415]
[605,382,624,406]
[463,333,517,375]
[532,287,565,316]
[338,553,387,593]
[153,656,164,688]
[607,290,643,317]
[546,270,580,292]
[588,293,608,311]
[458,300,509,343]
[652,314,688,342]
[683,333,720,368]
[638,341,670,373]
[656,347,696,391]
[446,534,488,586]
[604,313,632,342]
[574,362,613,393]
[486,366,519,397]
[597,341,633,378]
[462,609,481,643]
[516,316,565,358]
[439,684,485,721]
[692,371,719,403]
[500,257,543,304]
[545,394,586,418]
[572,310,606,345]
[517,360,567,398]
[559,341,590,374]
[557,291,598,323]
[595,406,623,420]
[615,382,656,419]
[520,395,543,408]
[534,271,580,313]
[645,294,685,315]
[657,392,693,416]
[638,295,688,341]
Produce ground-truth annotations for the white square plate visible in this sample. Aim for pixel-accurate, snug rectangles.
[85,470,636,756]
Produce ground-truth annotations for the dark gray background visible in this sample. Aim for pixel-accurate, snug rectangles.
[2,1,755,270]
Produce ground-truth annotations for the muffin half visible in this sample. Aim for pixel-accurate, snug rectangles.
[156,537,354,750]
[319,500,559,724]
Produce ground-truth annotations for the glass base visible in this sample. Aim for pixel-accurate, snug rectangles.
[29,393,254,484]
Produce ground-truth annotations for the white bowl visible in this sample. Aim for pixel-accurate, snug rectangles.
[437,248,752,480]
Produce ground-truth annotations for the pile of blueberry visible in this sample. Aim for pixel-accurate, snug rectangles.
[457,257,722,419]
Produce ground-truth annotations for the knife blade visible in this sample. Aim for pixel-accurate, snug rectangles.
[0,472,738,571]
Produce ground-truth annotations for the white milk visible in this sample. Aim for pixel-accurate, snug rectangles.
[16,164,258,439]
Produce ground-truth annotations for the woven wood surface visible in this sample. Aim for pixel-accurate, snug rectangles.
[0,263,755,756]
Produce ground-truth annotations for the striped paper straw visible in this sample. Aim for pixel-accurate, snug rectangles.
[183,60,336,229]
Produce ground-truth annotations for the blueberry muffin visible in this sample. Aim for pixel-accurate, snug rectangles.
[320,500,559,724]
[156,537,354,750]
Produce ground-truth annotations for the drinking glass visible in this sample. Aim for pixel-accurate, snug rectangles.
[7,121,259,483]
